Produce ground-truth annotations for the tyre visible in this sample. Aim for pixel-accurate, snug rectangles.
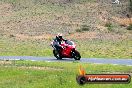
[53,50,62,60]
[72,50,81,60]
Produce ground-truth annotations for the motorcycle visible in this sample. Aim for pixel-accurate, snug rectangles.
[51,40,81,60]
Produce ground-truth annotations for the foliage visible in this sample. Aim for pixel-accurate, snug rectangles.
[76,25,90,32]
[105,22,113,31]
[127,24,132,30]
[76,29,82,32]
[81,25,90,31]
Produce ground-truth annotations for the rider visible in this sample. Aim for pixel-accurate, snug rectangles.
[53,33,67,52]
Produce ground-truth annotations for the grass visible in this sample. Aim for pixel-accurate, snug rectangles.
[0,38,52,56]
[0,60,132,88]
[77,39,132,59]
[0,37,132,59]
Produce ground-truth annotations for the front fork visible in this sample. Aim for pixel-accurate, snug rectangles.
[71,48,76,57]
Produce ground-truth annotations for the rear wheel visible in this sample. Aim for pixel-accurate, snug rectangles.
[53,50,62,60]
[72,50,81,60]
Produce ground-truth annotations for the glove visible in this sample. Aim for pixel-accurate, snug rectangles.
[61,46,64,49]
[64,40,67,42]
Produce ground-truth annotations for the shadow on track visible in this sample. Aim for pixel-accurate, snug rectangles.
[48,58,78,62]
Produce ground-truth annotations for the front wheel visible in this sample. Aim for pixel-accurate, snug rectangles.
[53,50,62,60]
[72,50,81,60]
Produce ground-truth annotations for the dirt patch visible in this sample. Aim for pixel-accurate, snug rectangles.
[0,2,12,11]
[98,11,109,23]
[18,66,63,71]
[14,32,98,40]
[66,31,130,41]
[66,32,97,39]
[112,17,132,26]
[74,3,99,10]
[96,33,130,40]
[0,2,13,16]
[96,25,107,31]
[14,31,128,41]
[9,30,130,41]
[0,61,12,65]
[14,33,54,40]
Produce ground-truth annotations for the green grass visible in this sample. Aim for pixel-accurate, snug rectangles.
[0,38,52,56]
[0,37,132,59]
[0,60,132,88]
[77,39,132,59]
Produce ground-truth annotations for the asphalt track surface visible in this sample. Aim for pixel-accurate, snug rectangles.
[0,56,132,66]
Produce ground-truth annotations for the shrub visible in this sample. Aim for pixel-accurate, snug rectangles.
[105,22,112,27]
[76,29,82,32]
[76,25,90,32]
[81,25,90,31]
[105,22,113,31]
[127,24,132,30]
[9,34,15,38]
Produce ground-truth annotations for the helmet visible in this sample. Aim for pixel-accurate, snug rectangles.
[56,33,63,40]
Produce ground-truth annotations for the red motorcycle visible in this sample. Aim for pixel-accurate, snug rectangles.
[51,40,81,60]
